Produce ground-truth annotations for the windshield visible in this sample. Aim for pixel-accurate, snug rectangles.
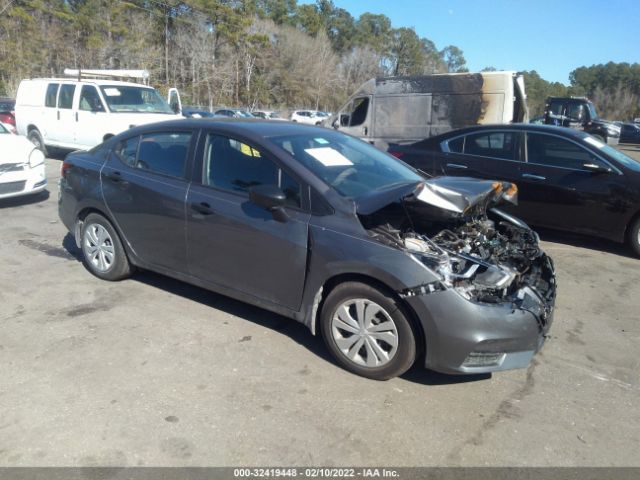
[587,102,598,120]
[269,130,423,198]
[0,123,8,134]
[99,85,174,114]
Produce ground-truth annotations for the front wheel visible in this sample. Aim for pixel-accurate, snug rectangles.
[628,217,640,257]
[28,129,48,157]
[320,282,417,380]
[81,213,133,281]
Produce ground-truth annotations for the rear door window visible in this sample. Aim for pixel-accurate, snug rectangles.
[463,131,521,161]
[58,85,76,109]
[114,136,140,166]
[45,83,59,108]
[136,132,192,178]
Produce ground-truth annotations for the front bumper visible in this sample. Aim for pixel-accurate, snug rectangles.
[404,260,555,375]
[0,163,47,200]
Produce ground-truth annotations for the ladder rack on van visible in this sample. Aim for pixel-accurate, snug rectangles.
[63,69,150,85]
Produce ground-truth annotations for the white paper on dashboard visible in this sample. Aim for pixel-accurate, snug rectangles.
[103,88,122,97]
[305,147,353,166]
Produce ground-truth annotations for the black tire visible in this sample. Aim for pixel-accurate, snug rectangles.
[80,213,132,281]
[320,281,417,380]
[628,217,640,258]
[28,129,48,157]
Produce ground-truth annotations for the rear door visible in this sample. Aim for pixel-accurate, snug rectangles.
[186,131,310,310]
[519,131,623,233]
[441,130,524,183]
[101,129,195,271]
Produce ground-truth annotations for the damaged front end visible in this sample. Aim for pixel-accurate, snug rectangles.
[357,177,556,372]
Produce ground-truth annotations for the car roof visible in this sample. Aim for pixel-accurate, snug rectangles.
[426,123,592,143]
[126,117,330,139]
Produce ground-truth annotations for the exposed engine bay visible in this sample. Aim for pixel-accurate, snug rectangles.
[358,177,556,311]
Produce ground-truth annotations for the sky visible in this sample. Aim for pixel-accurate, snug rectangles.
[316,0,640,85]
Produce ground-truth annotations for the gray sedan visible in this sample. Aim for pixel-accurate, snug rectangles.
[58,120,555,380]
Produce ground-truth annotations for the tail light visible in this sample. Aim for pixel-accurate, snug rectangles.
[61,161,72,179]
[389,151,404,159]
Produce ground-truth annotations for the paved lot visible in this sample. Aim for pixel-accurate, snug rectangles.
[1,155,639,467]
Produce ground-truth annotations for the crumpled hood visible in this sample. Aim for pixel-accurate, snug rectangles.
[0,134,37,165]
[355,176,517,217]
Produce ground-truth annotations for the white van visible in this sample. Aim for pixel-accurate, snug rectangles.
[15,71,182,152]
[330,71,529,150]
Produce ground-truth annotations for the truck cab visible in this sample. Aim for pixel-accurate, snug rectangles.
[543,96,620,145]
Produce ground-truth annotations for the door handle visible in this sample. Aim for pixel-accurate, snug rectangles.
[446,163,468,170]
[522,173,546,181]
[75,112,78,122]
[57,111,60,120]
[191,202,214,216]
[363,126,368,136]
[105,171,127,185]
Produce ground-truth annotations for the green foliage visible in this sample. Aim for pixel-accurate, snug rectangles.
[3,0,633,118]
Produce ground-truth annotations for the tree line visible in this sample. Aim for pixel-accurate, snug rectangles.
[0,0,468,111]
[1,0,638,119]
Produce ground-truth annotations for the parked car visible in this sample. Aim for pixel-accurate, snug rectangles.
[0,97,15,127]
[252,110,285,120]
[214,108,255,118]
[59,120,555,380]
[0,122,47,200]
[182,107,215,118]
[1,121,17,134]
[15,71,182,153]
[389,124,640,256]
[291,110,323,125]
[620,123,640,144]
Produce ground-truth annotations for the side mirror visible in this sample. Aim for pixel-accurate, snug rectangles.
[332,119,339,129]
[583,163,611,174]
[340,114,349,127]
[249,185,288,222]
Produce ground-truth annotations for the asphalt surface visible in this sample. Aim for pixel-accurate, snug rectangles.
[0,154,639,467]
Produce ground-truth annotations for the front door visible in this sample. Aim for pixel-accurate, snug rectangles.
[101,130,195,271]
[186,132,310,311]
[519,131,623,234]
[76,85,108,149]
[337,96,372,142]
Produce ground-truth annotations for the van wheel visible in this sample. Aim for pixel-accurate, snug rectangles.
[628,217,640,258]
[320,281,417,380]
[81,213,133,281]
[28,129,48,156]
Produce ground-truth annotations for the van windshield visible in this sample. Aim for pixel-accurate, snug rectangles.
[99,86,174,114]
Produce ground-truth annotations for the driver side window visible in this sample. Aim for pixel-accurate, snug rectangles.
[204,134,301,208]
[79,85,105,112]
[526,133,606,171]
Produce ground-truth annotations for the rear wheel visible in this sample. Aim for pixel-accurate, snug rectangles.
[81,213,132,281]
[28,129,48,157]
[628,217,640,257]
[320,281,417,380]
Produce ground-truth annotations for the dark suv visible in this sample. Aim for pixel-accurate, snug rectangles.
[544,96,620,145]
[58,119,555,380]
